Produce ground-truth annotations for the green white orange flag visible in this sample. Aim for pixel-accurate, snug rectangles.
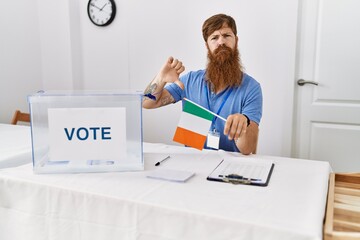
[173,98,226,150]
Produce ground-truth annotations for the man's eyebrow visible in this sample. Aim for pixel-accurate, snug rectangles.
[209,30,234,39]
[210,32,220,37]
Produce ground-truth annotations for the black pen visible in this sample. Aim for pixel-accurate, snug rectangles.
[155,155,171,166]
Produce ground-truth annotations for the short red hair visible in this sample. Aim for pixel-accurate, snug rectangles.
[202,14,237,42]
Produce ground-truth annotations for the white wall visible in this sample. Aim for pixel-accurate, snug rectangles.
[1,0,299,157]
[0,0,42,122]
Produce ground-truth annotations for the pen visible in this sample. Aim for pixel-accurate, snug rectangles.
[155,155,171,166]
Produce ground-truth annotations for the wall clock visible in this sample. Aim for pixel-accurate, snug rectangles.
[87,0,116,27]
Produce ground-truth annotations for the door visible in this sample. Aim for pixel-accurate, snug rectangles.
[293,0,360,172]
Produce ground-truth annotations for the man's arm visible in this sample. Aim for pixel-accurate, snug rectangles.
[224,114,259,155]
[142,57,185,109]
[235,121,259,155]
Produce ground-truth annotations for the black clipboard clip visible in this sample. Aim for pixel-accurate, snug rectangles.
[221,174,254,185]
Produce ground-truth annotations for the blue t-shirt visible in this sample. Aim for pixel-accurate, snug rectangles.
[165,70,263,152]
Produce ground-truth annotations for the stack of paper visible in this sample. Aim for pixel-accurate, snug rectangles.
[147,169,195,183]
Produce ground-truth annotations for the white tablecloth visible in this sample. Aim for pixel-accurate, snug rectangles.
[0,123,32,168]
[0,143,331,240]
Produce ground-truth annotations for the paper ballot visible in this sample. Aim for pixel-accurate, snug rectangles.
[207,157,274,186]
[147,169,195,183]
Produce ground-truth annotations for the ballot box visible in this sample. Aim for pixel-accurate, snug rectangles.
[28,91,144,174]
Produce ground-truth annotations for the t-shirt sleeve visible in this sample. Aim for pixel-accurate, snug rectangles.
[164,73,190,103]
[242,82,263,125]
[165,82,184,102]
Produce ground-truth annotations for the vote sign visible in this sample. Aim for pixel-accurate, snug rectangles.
[48,107,126,162]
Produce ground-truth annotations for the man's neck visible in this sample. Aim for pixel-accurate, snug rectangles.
[210,82,227,94]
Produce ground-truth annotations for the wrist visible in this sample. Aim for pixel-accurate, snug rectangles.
[243,114,250,126]
[154,75,166,87]
[174,80,184,90]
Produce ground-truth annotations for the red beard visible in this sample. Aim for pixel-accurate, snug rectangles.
[206,44,243,92]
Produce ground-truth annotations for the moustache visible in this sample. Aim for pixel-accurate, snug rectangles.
[213,45,233,55]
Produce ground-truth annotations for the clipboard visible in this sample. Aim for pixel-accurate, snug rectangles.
[206,158,275,187]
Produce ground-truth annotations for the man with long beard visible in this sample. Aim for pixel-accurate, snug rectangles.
[143,14,262,155]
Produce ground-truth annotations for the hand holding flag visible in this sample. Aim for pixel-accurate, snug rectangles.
[173,98,226,150]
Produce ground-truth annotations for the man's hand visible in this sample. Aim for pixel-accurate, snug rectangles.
[223,113,248,141]
[143,57,185,109]
[157,57,185,88]
[224,113,258,155]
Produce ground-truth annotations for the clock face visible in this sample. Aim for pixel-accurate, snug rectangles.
[87,0,116,27]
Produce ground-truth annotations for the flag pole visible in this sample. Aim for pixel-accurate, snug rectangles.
[183,98,227,122]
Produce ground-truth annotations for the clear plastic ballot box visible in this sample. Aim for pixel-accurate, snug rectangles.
[28,91,144,174]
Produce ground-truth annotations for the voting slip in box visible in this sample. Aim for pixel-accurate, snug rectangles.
[28,91,144,174]
[324,173,360,239]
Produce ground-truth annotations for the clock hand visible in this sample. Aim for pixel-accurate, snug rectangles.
[90,3,101,10]
[100,3,108,11]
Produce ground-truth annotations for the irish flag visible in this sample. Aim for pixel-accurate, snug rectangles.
[173,98,225,150]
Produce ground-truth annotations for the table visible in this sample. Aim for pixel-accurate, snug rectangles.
[0,123,32,168]
[0,143,331,240]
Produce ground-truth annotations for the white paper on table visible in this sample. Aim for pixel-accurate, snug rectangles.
[146,169,195,183]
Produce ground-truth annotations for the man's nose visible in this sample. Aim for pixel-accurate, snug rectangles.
[217,37,226,46]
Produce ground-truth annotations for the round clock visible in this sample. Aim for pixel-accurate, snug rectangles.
[87,0,116,27]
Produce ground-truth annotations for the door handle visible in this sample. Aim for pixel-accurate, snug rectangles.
[297,79,319,86]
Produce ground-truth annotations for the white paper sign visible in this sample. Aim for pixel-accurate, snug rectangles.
[48,107,127,162]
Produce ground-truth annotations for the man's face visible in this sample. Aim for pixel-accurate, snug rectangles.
[205,25,242,91]
[206,26,237,54]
